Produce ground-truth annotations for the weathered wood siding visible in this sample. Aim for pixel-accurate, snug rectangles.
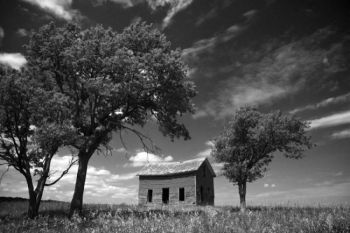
[195,162,215,205]
[139,173,196,206]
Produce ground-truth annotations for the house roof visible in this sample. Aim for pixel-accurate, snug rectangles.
[137,157,216,177]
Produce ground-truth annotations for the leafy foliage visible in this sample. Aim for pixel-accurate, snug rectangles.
[25,21,196,214]
[27,22,196,151]
[212,107,313,184]
[0,66,76,218]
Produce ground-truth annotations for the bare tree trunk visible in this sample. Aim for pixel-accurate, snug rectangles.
[238,181,246,213]
[28,191,38,219]
[25,175,39,219]
[69,155,89,217]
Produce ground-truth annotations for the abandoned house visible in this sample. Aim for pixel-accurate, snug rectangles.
[137,157,216,206]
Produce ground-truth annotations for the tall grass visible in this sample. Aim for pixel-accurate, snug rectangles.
[0,201,349,233]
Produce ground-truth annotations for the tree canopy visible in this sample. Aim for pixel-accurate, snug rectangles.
[212,107,313,212]
[25,21,196,215]
[0,66,75,218]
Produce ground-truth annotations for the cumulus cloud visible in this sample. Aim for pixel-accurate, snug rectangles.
[290,92,350,114]
[0,53,27,70]
[1,155,138,203]
[211,162,223,176]
[309,111,350,130]
[331,129,350,139]
[22,0,77,20]
[195,148,211,158]
[125,151,174,167]
[195,141,214,158]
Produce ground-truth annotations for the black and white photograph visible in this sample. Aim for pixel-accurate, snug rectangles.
[0,0,349,232]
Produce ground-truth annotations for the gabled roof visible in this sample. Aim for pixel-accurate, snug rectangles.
[137,157,216,177]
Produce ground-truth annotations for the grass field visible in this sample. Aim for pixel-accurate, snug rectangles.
[0,199,350,233]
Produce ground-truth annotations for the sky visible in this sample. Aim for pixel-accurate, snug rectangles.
[0,0,350,206]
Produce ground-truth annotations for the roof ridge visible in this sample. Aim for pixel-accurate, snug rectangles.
[137,157,208,176]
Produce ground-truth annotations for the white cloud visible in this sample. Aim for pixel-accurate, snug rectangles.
[110,0,134,7]
[331,129,350,139]
[22,0,75,20]
[146,0,193,28]
[162,0,193,28]
[195,141,214,158]
[109,172,138,181]
[253,181,350,205]
[197,82,288,119]
[205,140,214,147]
[211,162,224,176]
[309,111,350,130]
[195,148,212,158]
[126,151,174,167]
[191,28,346,119]
[217,84,286,118]
[243,9,257,19]
[333,171,343,177]
[0,53,27,70]
[290,92,350,114]
[0,154,139,203]
[92,0,135,8]
[263,183,276,188]
[183,24,244,59]
[17,28,29,37]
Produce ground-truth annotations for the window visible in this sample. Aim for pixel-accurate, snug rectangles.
[162,188,169,204]
[179,188,185,201]
[147,189,153,203]
[203,165,206,177]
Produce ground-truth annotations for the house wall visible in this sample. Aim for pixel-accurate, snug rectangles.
[138,173,196,206]
[195,162,215,205]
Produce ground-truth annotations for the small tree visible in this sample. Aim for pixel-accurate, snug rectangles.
[212,107,313,212]
[26,22,196,216]
[0,66,76,218]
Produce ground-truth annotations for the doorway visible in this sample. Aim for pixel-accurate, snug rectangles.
[162,188,169,204]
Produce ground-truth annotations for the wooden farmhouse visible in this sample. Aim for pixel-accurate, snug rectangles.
[137,158,216,206]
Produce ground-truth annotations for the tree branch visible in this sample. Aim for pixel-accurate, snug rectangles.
[44,158,78,186]
[0,165,9,185]
[120,125,157,154]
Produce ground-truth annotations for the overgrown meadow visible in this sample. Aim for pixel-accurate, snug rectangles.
[1,199,349,233]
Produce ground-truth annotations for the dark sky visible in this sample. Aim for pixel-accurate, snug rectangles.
[0,0,350,206]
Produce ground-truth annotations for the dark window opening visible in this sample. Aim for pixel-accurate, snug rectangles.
[203,165,206,177]
[162,188,169,204]
[179,188,185,201]
[147,189,153,203]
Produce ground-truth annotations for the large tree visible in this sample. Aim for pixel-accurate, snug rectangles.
[0,66,75,218]
[26,22,196,216]
[212,107,313,212]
